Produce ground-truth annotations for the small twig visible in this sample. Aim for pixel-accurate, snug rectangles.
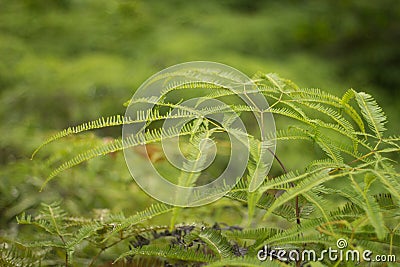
[267,148,301,226]
[348,150,375,165]
[267,147,301,267]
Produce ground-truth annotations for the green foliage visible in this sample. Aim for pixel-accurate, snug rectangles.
[3,72,397,266]
[1,1,399,265]
[0,243,42,267]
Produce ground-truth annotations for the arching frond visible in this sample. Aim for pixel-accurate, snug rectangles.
[32,115,126,158]
[115,245,215,263]
[0,244,42,267]
[26,71,399,266]
[102,203,173,242]
[286,88,365,133]
[197,228,233,259]
[224,228,283,241]
[254,218,327,249]
[205,256,286,267]
[354,91,387,139]
[262,169,353,220]
[349,173,387,240]
[41,122,206,189]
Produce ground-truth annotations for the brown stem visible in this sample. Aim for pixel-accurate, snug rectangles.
[267,147,301,267]
[267,148,300,226]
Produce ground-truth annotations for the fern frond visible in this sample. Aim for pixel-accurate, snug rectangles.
[225,189,300,221]
[103,203,173,242]
[32,115,125,158]
[254,218,326,249]
[0,244,42,267]
[17,213,53,234]
[374,193,397,210]
[170,130,214,228]
[31,107,202,159]
[303,102,355,132]
[329,202,364,220]
[262,169,352,220]
[246,190,262,225]
[275,97,308,119]
[19,240,65,248]
[115,245,215,263]
[247,137,272,191]
[224,228,283,241]
[197,228,233,259]
[260,73,288,92]
[287,88,365,133]
[340,88,356,106]
[18,202,68,237]
[354,91,387,139]
[383,135,400,148]
[205,256,286,267]
[355,239,393,255]
[302,191,332,230]
[371,169,400,202]
[269,107,310,124]
[66,222,103,249]
[314,132,344,163]
[41,122,205,189]
[161,80,232,96]
[257,169,316,193]
[126,257,165,267]
[305,159,343,172]
[349,173,387,240]
[272,130,311,145]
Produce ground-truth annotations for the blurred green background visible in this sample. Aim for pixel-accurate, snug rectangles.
[1,0,399,241]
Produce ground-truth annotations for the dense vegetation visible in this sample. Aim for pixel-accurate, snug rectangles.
[1,1,399,266]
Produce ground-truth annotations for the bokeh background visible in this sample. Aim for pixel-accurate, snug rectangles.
[1,0,399,250]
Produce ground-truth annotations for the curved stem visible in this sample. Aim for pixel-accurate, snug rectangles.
[267,148,300,226]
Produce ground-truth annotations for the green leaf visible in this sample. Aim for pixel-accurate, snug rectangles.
[354,91,387,139]
[66,223,102,249]
[205,256,286,267]
[262,170,337,220]
[115,245,215,263]
[103,203,173,242]
[349,174,387,240]
[41,122,205,189]
[197,228,233,259]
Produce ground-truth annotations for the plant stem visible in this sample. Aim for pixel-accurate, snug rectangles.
[268,147,301,267]
[267,148,300,226]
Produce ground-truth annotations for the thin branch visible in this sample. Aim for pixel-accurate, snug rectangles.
[267,148,300,225]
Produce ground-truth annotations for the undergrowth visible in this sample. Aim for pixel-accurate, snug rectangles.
[2,72,399,266]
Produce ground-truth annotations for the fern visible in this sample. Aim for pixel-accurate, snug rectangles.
[197,228,233,259]
[115,245,215,263]
[0,243,42,267]
[41,122,206,190]
[205,256,287,267]
[349,173,386,240]
[354,91,387,139]
[31,115,127,158]
[21,71,399,266]
[16,202,173,266]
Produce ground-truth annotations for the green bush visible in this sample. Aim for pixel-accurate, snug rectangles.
[2,72,398,266]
